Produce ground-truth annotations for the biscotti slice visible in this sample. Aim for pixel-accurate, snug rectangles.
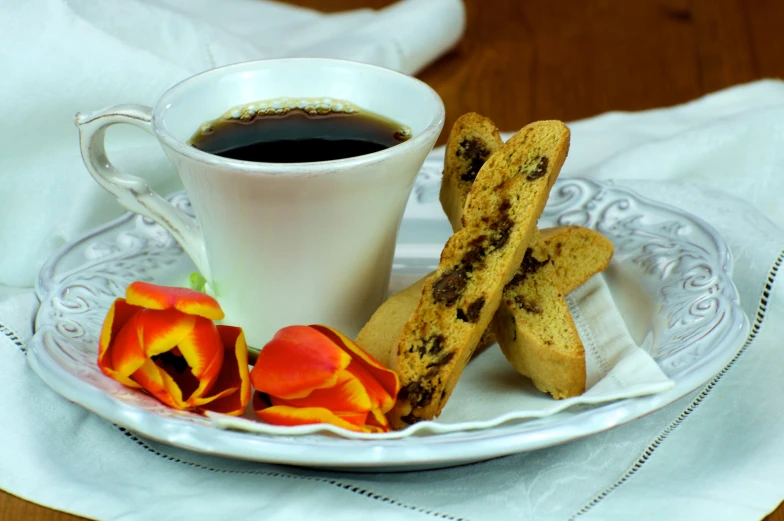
[441,115,614,295]
[541,226,614,294]
[494,226,614,398]
[355,226,612,369]
[439,113,503,231]
[389,121,571,428]
[440,115,590,399]
[492,229,585,398]
[356,274,429,368]
[357,276,497,368]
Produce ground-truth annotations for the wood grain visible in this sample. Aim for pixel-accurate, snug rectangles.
[4,0,784,519]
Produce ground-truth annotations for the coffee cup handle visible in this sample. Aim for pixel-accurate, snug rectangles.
[75,104,210,280]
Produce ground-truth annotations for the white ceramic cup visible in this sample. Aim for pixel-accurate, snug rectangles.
[76,58,444,348]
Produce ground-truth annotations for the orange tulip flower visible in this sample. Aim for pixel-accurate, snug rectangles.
[251,325,400,433]
[97,281,250,415]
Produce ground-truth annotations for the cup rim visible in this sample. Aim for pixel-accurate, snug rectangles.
[151,58,445,175]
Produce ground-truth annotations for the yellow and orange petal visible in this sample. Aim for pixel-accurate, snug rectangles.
[170,314,224,392]
[98,298,143,360]
[131,308,225,403]
[365,406,391,432]
[126,281,224,321]
[132,357,186,409]
[97,301,147,389]
[98,299,145,384]
[197,326,251,415]
[251,325,352,400]
[255,405,367,432]
[270,370,372,418]
[311,325,399,402]
[135,308,196,357]
[345,359,396,413]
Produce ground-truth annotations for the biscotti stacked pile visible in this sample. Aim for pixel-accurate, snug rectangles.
[357,114,614,429]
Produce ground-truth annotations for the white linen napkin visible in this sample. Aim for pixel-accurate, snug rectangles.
[0,0,465,287]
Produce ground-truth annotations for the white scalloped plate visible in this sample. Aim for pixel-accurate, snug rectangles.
[27,160,748,471]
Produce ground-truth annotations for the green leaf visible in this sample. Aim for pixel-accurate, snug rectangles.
[189,272,208,294]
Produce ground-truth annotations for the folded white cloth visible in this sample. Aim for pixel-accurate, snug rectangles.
[0,0,465,287]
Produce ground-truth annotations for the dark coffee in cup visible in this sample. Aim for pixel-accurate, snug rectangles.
[189,98,411,163]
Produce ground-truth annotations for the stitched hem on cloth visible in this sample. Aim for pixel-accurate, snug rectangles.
[568,249,784,520]
[116,427,470,521]
[1,323,26,353]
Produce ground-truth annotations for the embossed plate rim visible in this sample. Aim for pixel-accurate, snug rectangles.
[26,176,748,470]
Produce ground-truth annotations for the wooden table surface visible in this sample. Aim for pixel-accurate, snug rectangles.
[3,0,783,519]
